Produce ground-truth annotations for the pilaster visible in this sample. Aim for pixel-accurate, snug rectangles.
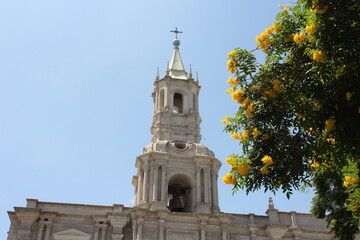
[14,208,40,240]
[108,214,130,240]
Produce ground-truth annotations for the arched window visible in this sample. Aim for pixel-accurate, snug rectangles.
[173,93,183,113]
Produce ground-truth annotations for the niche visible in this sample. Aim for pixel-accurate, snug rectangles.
[173,93,183,113]
[167,174,192,212]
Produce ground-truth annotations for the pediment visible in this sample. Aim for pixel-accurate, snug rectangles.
[53,228,91,240]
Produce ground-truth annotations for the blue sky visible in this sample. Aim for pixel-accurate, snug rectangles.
[0,0,313,238]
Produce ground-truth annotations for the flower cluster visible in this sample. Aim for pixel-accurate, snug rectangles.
[343,176,357,188]
[222,173,237,185]
[221,116,231,125]
[293,33,307,45]
[325,117,336,131]
[227,78,238,86]
[231,89,244,103]
[311,50,324,62]
[261,155,274,165]
[236,163,250,176]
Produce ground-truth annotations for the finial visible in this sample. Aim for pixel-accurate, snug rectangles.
[196,71,199,84]
[170,27,183,39]
[156,67,160,80]
[189,64,193,78]
[166,62,170,76]
[268,197,275,209]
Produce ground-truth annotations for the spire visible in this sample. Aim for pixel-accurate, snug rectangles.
[168,39,188,80]
[189,64,193,79]
[156,67,160,81]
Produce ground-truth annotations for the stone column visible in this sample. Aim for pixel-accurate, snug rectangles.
[152,164,159,201]
[248,225,259,240]
[149,162,155,202]
[44,222,53,240]
[196,167,201,203]
[204,168,210,203]
[219,214,233,240]
[198,214,209,240]
[159,219,166,240]
[100,226,107,240]
[36,222,45,240]
[142,164,149,203]
[132,219,137,240]
[211,168,219,209]
[136,217,144,240]
[137,170,143,204]
[94,226,100,240]
[161,166,167,201]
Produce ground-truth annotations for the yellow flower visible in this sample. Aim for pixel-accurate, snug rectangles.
[265,27,273,35]
[222,173,237,185]
[277,4,282,7]
[246,103,256,118]
[227,78,239,86]
[285,3,290,6]
[305,25,318,35]
[228,50,237,59]
[242,98,251,108]
[343,176,357,188]
[310,4,328,14]
[274,180,282,188]
[325,117,336,131]
[225,157,237,168]
[326,138,336,144]
[272,22,281,32]
[263,90,277,99]
[221,116,231,125]
[231,132,244,140]
[236,163,250,176]
[252,128,261,139]
[226,87,234,94]
[231,89,244,103]
[272,79,284,93]
[346,92,353,101]
[260,166,270,175]
[282,8,289,12]
[228,67,235,73]
[293,33,307,45]
[311,50,324,62]
[309,36,316,43]
[242,130,250,138]
[311,160,320,168]
[261,155,274,165]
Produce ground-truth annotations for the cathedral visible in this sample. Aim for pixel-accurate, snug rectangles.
[7,38,336,240]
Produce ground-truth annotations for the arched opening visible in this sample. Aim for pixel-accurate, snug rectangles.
[167,174,192,213]
[173,93,183,113]
[160,89,165,110]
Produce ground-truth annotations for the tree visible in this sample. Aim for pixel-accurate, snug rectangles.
[222,0,360,239]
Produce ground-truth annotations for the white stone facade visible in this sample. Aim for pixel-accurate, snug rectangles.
[7,39,347,240]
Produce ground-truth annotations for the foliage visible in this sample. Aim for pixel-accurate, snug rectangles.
[223,0,360,239]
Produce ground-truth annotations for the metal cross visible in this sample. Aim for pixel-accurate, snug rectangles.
[170,27,183,39]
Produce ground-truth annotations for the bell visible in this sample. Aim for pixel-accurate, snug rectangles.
[168,185,184,212]
[169,194,184,212]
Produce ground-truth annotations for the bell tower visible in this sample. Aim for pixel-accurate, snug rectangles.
[132,36,221,214]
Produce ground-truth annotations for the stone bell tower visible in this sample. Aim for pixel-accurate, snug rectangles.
[132,37,221,214]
